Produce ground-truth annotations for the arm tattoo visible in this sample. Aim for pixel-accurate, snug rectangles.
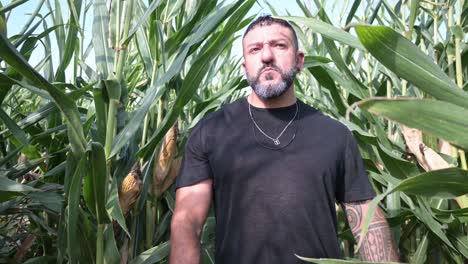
[344,201,399,262]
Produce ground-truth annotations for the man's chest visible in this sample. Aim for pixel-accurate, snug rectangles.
[206,127,345,198]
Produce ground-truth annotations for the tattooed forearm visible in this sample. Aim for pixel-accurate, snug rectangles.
[344,201,399,262]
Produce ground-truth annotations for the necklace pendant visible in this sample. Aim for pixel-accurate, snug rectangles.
[273,139,280,145]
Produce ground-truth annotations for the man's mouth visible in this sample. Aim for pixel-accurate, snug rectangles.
[261,67,279,74]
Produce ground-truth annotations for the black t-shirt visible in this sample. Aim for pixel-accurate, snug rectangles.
[176,98,375,264]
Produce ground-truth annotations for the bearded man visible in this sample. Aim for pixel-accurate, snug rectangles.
[170,15,399,264]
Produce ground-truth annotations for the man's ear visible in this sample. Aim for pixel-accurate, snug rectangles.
[296,51,305,72]
[241,61,246,75]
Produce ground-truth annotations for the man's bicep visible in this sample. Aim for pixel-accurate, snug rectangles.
[173,179,213,228]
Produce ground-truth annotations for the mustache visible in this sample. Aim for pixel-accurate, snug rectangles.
[258,63,282,75]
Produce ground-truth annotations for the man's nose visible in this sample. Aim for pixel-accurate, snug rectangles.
[261,45,274,63]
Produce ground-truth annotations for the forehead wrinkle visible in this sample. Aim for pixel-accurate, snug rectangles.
[244,31,294,48]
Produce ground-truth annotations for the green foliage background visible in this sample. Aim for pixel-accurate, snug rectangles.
[0,0,467,263]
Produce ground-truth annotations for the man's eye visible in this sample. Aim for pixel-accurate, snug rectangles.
[250,47,260,53]
[276,43,287,49]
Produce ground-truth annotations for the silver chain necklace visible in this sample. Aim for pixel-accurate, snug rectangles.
[248,101,299,146]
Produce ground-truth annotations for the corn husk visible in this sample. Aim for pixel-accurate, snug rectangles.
[153,122,178,189]
[119,238,129,264]
[14,234,36,263]
[154,157,182,198]
[401,125,452,171]
[438,140,454,157]
[119,167,142,216]
[402,126,468,208]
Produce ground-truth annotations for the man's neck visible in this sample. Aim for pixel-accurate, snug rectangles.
[248,88,296,108]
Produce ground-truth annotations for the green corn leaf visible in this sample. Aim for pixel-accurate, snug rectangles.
[106,176,129,236]
[122,0,163,46]
[76,209,96,263]
[135,147,156,212]
[355,25,468,109]
[55,0,82,82]
[393,168,468,199]
[165,0,217,55]
[448,232,468,259]
[130,241,170,264]
[14,103,57,130]
[0,2,5,35]
[92,83,107,145]
[450,25,464,39]
[358,98,468,150]
[411,232,428,264]
[302,55,332,68]
[0,177,40,192]
[14,0,45,38]
[280,16,365,51]
[382,1,405,30]
[408,0,420,35]
[0,108,28,146]
[345,0,362,25]
[323,37,368,99]
[135,22,153,79]
[412,198,456,250]
[296,256,399,263]
[201,245,215,264]
[66,0,80,28]
[83,142,110,224]
[79,61,99,81]
[0,146,22,167]
[13,12,50,49]
[358,168,467,252]
[22,256,56,264]
[92,0,115,78]
[108,0,118,51]
[307,66,347,115]
[6,58,53,89]
[27,191,63,213]
[103,225,120,264]
[366,0,383,24]
[111,0,252,158]
[377,144,419,180]
[0,0,28,14]
[66,154,87,264]
[0,32,86,155]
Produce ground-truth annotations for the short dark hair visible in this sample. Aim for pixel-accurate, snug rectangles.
[243,15,299,51]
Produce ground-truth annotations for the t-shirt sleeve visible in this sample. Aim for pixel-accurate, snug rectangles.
[336,129,376,203]
[175,120,213,189]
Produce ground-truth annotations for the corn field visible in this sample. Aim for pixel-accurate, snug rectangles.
[0,0,467,263]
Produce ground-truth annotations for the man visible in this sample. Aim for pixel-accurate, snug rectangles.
[170,15,399,264]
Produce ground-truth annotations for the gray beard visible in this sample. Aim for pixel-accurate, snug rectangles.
[246,65,298,100]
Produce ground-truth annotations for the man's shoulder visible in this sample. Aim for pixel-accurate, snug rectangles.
[299,100,350,136]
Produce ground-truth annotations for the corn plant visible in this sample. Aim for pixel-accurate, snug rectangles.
[0,0,253,263]
[0,0,467,263]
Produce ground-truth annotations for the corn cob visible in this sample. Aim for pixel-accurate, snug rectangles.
[153,122,178,190]
[119,167,142,216]
[154,157,182,198]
